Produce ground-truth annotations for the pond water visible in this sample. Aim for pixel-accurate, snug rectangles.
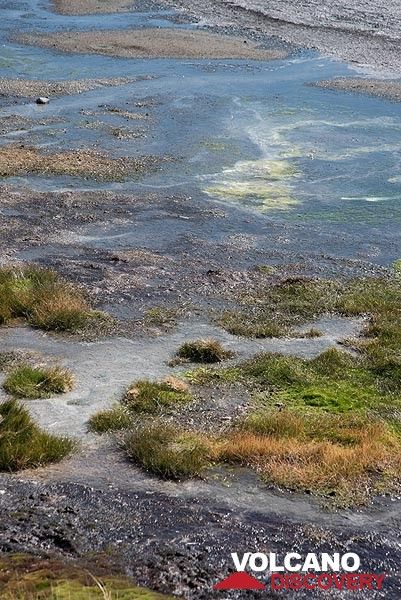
[0,0,400,268]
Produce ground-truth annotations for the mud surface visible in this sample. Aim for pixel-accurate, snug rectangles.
[0,185,389,321]
[0,146,159,181]
[19,28,286,60]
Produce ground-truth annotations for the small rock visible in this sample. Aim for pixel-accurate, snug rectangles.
[36,97,49,105]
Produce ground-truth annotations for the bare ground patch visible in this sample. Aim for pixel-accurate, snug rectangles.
[0,76,144,98]
[312,78,401,102]
[19,28,288,60]
[51,0,141,15]
[0,145,159,181]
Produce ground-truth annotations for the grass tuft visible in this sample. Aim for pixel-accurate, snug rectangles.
[0,265,108,333]
[88,406,133,434]
[122,422,211,479]
[176,338,234,363]
[0,399,74,471]
[3,364,74,399]
[123,378,191,414]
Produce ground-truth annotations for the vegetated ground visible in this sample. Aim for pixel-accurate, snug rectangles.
[1,182,400,593]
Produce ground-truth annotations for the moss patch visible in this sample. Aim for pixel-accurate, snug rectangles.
[0,399,74,471]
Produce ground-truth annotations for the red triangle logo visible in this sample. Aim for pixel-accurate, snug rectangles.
[214,572,266,590]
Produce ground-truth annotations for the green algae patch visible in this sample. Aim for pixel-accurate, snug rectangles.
[0,553,173,599]
[0,399,74,471]
[204,158,301,212]
[205,182,299,211]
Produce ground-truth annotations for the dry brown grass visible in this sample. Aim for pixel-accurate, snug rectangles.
[216,412,401,505]
[162,375,189,393]
[0,145,157,182]
[29,284,90,331]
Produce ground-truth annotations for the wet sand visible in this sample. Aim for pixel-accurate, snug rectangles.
[19,28,287,60]
[313,78,401,103]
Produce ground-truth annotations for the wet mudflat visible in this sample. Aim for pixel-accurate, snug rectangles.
[1,0,401,598]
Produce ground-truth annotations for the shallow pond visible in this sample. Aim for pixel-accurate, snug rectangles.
[0,0,400,268]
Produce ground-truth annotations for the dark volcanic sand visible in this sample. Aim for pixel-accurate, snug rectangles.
[0,476,399,599]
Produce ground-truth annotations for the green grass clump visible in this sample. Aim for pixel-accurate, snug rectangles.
[88,405,133,434]
[0,265,107,333]
[0,399,74,471]
[176,338,234,363]
[0,553,174,599]
[123,422,211,479]
[3,364,74,399]
[123,377,191,414]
